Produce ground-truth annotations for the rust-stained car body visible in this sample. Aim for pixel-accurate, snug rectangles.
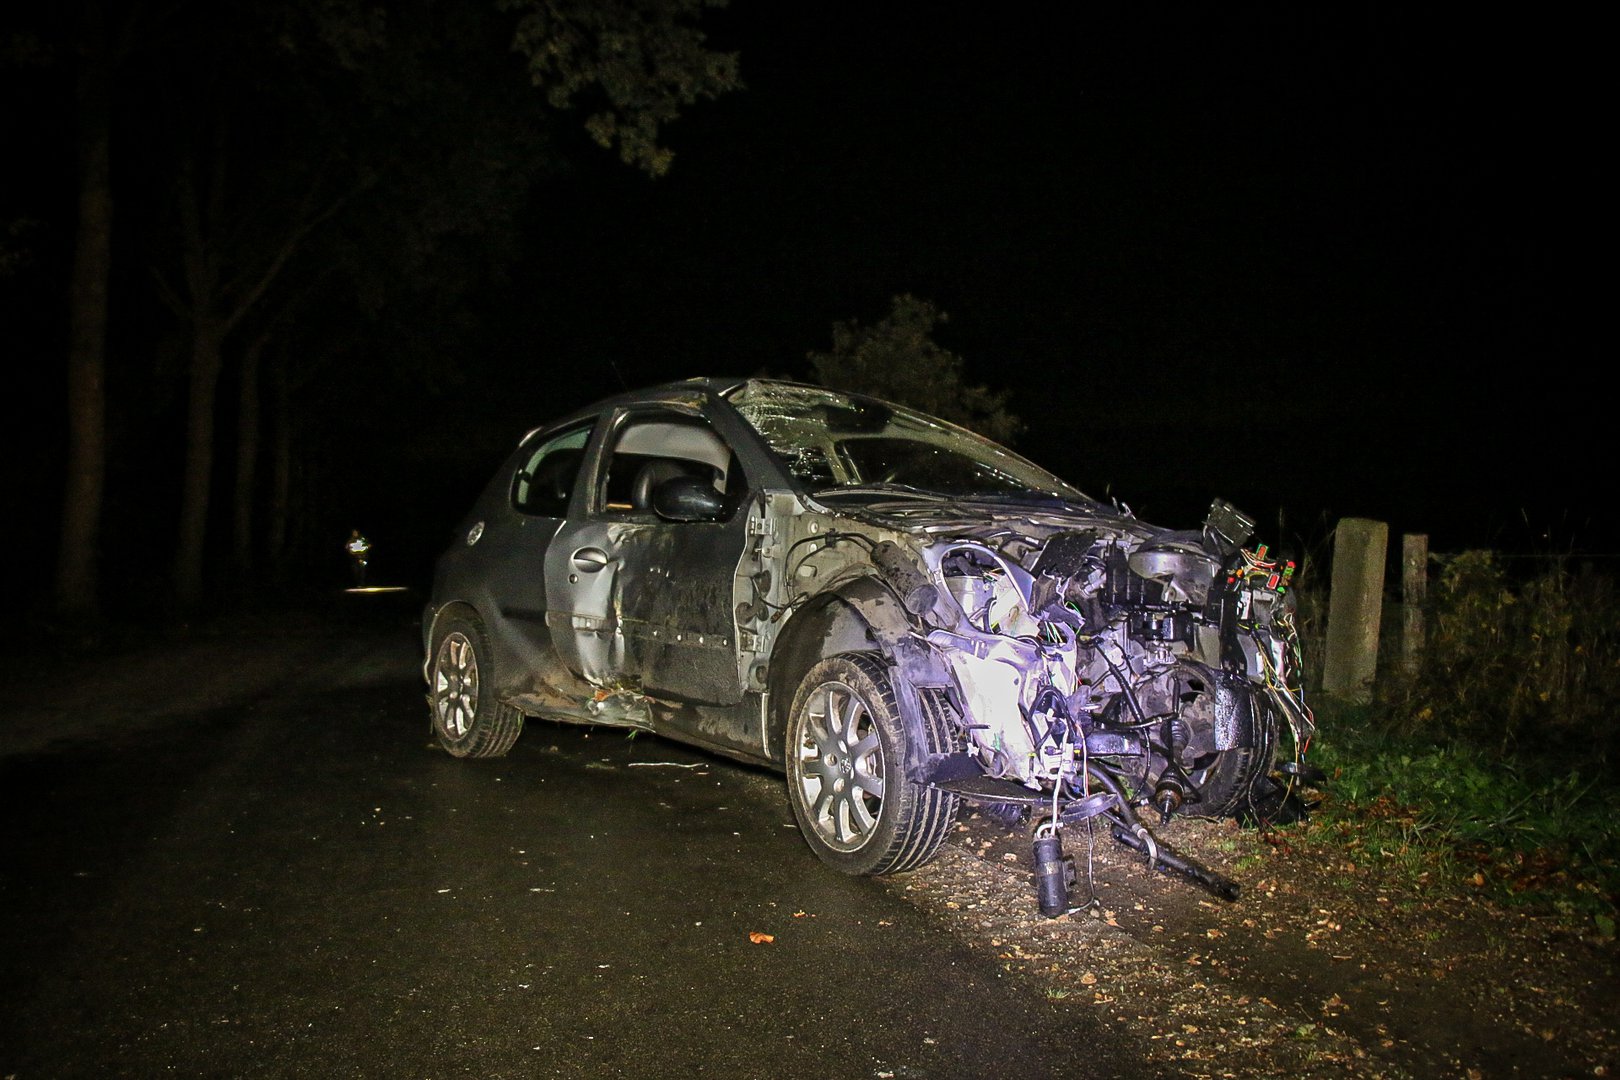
[423,379,1314,902]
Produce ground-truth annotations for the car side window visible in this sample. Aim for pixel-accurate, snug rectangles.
[511,425,591,517]
[599,414,744,519]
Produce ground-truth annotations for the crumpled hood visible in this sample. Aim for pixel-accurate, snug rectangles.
[811,492,1162,547]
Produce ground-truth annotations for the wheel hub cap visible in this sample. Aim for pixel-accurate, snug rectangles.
[433,632,479,740]
[795,682,886,851]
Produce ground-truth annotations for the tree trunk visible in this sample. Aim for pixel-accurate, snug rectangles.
[267,354,291,571]
[232,333,266,573]
[173,315,226,607]
[56,6,114,621]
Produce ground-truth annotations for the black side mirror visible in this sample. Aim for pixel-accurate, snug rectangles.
[652,475,726,522]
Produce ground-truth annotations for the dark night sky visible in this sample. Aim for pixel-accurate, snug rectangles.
[480,3,1608,554]
[4,2,1611,600]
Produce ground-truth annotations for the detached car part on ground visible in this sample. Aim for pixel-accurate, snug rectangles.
[423,379,1316,914]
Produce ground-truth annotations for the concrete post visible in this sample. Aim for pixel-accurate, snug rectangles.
[1401,534,1428,675]
[1323,518,1389,701]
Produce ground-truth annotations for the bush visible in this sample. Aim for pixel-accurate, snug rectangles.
[1379,550,1620,759]
[1296,551,1620,925]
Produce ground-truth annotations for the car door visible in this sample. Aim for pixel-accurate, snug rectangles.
[480,421,597,683]
[547,405,751,706]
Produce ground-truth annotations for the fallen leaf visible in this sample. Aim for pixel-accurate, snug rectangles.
[748,932,775,944]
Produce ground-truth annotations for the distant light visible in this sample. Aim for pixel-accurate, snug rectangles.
[344,586,410,594]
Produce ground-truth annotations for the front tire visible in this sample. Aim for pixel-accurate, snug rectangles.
[428,611,524,758]
[785,654,958,875]
[1188,699,1279,819]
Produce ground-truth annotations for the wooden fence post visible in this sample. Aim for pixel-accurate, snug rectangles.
[1402,533,1428,675]
[1323,517,1389,702]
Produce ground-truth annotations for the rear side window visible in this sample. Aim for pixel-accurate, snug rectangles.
[512,425,591,517]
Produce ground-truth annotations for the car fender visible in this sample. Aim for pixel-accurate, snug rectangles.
[764,572,954,777]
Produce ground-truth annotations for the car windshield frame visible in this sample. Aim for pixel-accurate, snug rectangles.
[723,380,1095,505]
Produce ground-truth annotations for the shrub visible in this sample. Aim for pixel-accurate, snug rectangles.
[1379,551,1620,759]
[1295,550,1620,925]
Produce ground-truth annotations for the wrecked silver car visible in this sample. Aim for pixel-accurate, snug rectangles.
[423,379,1314,910]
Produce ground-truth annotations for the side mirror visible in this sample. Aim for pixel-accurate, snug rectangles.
[652,475,726,522]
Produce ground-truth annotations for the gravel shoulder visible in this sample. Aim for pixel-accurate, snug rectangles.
[891,806,1620,1078]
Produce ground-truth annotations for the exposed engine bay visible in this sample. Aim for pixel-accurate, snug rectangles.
[829,497,1317,911]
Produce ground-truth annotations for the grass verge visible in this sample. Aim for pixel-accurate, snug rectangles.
[1304,697,1619,939]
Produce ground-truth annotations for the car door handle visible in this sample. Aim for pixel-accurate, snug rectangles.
[571,547,612,573]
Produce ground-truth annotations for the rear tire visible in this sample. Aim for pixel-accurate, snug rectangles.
[785,653,958,875]
[428,611,524,758]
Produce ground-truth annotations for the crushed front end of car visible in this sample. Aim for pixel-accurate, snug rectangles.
[729,381,1316,912]
[915,498,1314,905]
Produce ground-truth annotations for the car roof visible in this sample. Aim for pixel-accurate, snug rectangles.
[521,377,832,444]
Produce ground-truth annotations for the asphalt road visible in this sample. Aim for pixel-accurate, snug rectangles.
[1,601,1140,1078]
